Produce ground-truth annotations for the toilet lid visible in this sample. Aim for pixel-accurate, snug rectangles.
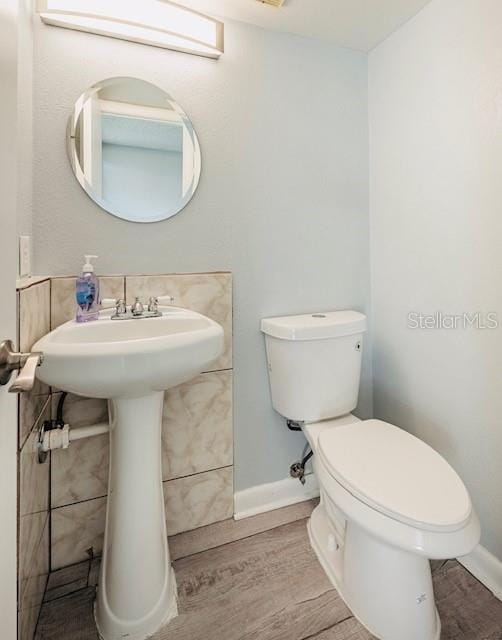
[318,420,472,532]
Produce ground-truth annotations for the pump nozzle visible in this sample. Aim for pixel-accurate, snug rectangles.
[83,255,98,273]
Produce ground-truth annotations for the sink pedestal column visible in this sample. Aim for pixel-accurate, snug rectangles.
[95,392,178,640]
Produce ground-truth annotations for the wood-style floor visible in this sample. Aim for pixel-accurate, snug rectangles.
[35,502,502,640]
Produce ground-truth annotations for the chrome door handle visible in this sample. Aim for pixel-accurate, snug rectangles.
[9,352,43,393]
[0,340,43,393]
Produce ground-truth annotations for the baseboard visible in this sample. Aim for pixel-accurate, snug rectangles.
[234,474,320,520]
[458,544,502,601]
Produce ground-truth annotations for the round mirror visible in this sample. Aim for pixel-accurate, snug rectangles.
[67,77,201,223]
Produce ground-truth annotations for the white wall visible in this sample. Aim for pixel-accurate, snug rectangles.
[17,0,33,241]
[369,0,502,559]
[32,18,371,491]
[0,0,22,632]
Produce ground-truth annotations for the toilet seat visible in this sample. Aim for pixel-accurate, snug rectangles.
[317,419,472,533]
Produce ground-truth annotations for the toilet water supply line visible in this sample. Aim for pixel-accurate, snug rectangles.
[290,444,314,485]
[287,419,314,485]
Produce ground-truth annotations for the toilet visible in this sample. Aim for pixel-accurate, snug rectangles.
[261,311,480,640]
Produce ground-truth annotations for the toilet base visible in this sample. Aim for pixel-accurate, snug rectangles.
[308,503,441,640]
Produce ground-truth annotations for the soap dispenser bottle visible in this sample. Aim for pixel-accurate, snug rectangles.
[76,255,100,322]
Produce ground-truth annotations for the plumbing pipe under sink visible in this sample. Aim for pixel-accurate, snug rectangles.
[40,421,109,451]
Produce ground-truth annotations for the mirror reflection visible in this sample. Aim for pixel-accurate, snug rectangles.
[67,77,201,223]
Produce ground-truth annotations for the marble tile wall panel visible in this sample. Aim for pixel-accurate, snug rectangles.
[18,516,49,640]
[18,281,51,449]
[51,433,109,510]
[126,273,232,371]
[51,467,233,569]
[19,401,51,518]
[52,371,232,506]
[19,394,50,453]
[51,497,107,570]
[16,276,50,291]
[51,393,109,508]
[50,276,125,329]
[19,280,51,352]
[19,511,49,606]
[162,371,233,480]
[17,281,52,640]
[165,466,234,536]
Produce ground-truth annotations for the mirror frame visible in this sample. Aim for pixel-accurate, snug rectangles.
[66,77,202,223]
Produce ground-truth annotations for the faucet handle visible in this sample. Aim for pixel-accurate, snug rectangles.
[147,297,159,313]
[115,299,127,315]
[131,297,144,316]
[102,298,127,316]
[101,298,117,309]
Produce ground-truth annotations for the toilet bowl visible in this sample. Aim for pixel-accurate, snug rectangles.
[261,311,480,640]
[305,416,480,640]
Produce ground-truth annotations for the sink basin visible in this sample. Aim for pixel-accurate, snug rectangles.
[34,307,223,398]
[33,306,224,640]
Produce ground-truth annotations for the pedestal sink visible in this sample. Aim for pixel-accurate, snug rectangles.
[33,307,224,640]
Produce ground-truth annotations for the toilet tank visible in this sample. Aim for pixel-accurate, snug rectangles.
[261,311,367,423]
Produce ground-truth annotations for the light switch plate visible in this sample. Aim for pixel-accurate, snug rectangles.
[19,236,31,277]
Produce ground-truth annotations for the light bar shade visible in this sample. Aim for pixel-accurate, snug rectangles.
[37,0,224,59]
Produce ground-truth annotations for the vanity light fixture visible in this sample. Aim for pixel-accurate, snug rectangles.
[36,0,224,59]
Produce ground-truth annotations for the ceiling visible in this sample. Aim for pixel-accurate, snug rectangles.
[179,0,432,51]
[101,114,183,153]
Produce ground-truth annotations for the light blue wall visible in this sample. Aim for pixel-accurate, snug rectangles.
[33,18,371,491]
[102,144,182,221]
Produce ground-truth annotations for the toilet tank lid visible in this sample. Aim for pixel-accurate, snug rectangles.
[261,310,367,341]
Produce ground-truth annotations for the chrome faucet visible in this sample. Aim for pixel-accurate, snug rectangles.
[107,295,174,320]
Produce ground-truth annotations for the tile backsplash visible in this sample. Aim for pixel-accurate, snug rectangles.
[17,279,51,640]
[50,276,125,329]
[18,281,51,449]
[16,272,233,637]
[162,370,233,480]
[126,274,232,370]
